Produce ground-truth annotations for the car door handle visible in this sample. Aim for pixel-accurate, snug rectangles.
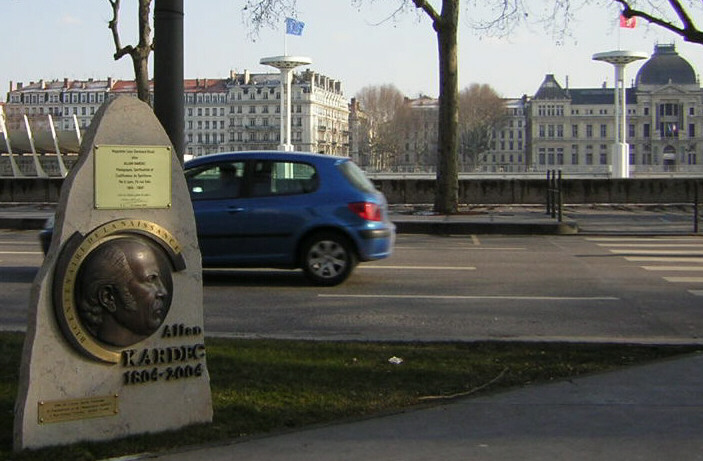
[226,206,245,214]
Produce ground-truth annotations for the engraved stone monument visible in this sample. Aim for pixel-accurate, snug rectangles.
[14,95,213,450]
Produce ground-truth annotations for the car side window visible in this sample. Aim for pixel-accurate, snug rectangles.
[250,160,318,197]
[186,161,245,200]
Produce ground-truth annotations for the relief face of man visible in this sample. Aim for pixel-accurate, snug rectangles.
[77,237,173,347]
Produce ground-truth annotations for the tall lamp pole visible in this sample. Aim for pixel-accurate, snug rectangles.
[260,56,312,151]
[154,0,184,163]
[592,50,647,178]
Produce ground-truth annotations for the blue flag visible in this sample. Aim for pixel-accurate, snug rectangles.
[285,17,304,36]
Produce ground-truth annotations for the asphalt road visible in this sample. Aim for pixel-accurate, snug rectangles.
[2,229,703,344]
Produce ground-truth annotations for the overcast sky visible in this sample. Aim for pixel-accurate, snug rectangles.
[3,1,702,100]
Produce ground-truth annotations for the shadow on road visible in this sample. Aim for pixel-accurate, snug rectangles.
[0,267,38,283]
[202,269,310,287]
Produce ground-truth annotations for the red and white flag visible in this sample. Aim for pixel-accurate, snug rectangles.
[620,14,636,28]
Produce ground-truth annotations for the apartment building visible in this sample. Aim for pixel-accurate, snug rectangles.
[2,68,350,159]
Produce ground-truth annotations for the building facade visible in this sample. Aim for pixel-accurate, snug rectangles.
[3,43,702,175]
[2,69,350,159]
[388,43,703,175]
[500,43,703,174]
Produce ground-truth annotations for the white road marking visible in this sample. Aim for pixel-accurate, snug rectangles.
[0,251,43,255]
[663,277,703,283]
[359,265,476,271]
[642,266,703,272]
[587,237,700,242]
[598,243,703,248]
[393,246,525,251]
[610,249,703,255]
[318,294,619,301]
[626,257,703,263]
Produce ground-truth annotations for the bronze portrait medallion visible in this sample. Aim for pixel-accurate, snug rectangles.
[52,219,185,363]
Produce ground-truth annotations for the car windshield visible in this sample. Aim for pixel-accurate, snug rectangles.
[338,161,377,194]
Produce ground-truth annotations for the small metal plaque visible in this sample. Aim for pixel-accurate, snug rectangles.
[94,144,172,209]
[38,395,118,424]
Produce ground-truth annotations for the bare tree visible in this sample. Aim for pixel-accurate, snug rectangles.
[108,0,154,104]
[355,84,407,169]
[615,0,703,44]
[458,83,505,171]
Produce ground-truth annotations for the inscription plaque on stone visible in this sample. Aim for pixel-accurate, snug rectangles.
[38,395,119,424]
[94,144,172,209]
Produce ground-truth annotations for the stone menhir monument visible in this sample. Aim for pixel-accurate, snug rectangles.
[14,96,213,450]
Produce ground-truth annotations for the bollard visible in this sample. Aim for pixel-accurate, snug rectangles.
[695,184,700,234]
[557,170,563,222]
[546,170,552,215]
[550,170,557,219]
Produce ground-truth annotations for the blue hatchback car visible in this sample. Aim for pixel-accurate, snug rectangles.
[183,151,395,285]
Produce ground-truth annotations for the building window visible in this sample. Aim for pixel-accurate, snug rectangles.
[572,124,578,137]
[586,125,593,138]
[689,124,695,138]
[600,124,607,138]
[643,124,650,138]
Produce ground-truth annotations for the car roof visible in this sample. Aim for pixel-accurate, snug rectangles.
[184,151,351,168]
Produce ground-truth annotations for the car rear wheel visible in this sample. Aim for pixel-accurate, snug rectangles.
[301,232,357,286]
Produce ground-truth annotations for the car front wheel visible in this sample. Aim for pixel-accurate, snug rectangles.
[301,232,357,286]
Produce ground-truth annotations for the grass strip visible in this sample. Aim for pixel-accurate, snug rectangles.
[0,332,698,461]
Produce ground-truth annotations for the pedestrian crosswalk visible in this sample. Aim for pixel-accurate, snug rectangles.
[586,237,703,296]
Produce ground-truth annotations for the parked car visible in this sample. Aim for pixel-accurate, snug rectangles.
[41,151,396,286]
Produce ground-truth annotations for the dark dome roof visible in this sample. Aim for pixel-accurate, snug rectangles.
[636,44,697,85]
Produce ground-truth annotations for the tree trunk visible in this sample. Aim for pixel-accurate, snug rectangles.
[434,0,459,214]
[134,55,151,104]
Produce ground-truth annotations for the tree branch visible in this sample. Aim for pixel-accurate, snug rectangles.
[411,0,440,26]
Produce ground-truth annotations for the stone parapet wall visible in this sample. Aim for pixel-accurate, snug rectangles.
[2,177,702,205]
[374,178,703,205]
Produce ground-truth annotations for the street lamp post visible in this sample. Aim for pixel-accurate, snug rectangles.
[592,50,648,178]
[260,56,312,151]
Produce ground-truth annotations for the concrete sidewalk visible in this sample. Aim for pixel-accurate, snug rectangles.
[142,352,703,461]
